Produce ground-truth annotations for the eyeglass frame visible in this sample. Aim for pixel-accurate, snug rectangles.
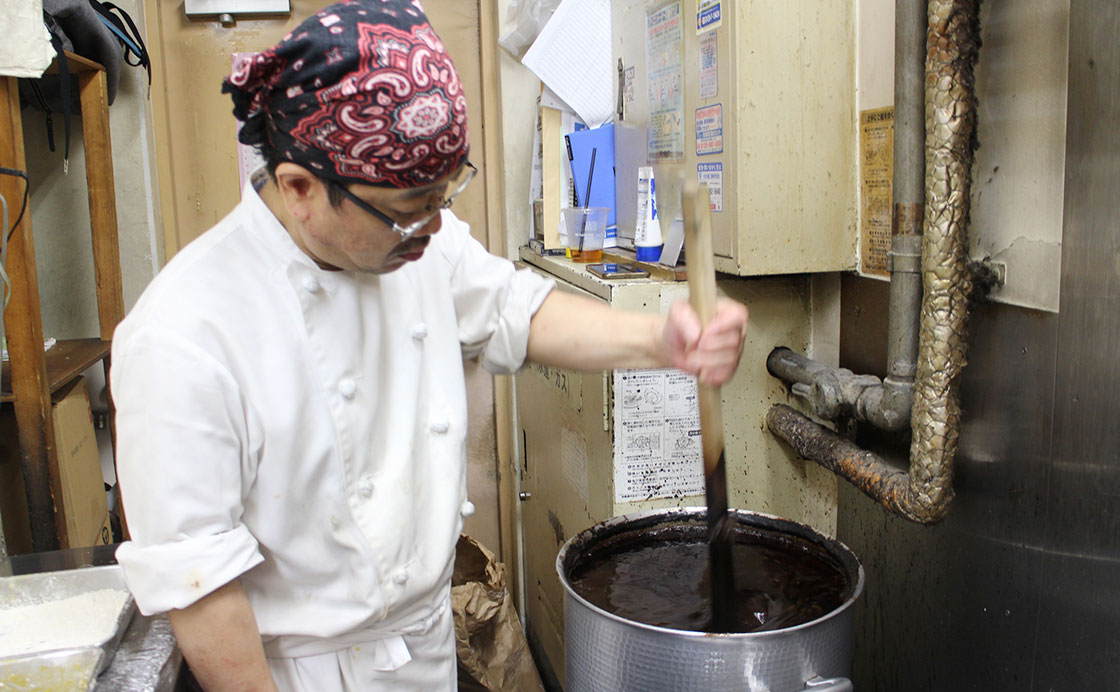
[328,161,477,241]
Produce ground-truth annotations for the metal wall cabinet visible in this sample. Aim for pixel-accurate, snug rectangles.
[0,53,125,553]
[515,251,835,682]
[611,1,858,275]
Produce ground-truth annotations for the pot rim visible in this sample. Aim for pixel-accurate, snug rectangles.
[555,506,866,640]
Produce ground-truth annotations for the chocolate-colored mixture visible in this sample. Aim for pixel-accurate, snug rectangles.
[568,523,850,633]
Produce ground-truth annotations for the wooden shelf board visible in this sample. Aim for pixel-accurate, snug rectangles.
[1,338,111,402]
[43,51,106,75]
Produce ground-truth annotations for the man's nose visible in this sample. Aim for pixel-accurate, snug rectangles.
[412,211,442,239]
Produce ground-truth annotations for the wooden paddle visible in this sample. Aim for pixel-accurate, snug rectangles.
[679,173,736,632]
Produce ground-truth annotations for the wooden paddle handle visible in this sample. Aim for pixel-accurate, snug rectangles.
[681,178,724,477]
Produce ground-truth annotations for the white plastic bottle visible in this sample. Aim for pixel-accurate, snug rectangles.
[634,166,663,262]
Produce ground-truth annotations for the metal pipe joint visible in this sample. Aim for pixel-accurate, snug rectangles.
[766,347,913,432]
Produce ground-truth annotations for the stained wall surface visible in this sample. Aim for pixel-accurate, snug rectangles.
[837,2,1120,688]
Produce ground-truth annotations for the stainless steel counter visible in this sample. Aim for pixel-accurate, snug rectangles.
[95,610,181,692]
[1,543,182,692]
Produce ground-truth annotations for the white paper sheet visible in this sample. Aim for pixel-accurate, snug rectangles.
[0,0,54,79]
[521,0,613,129]
[613,368,703,503]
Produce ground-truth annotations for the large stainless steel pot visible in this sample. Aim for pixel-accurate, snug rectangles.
[556,508,864,692]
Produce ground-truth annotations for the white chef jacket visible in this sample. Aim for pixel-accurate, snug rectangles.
[111,182,554,671]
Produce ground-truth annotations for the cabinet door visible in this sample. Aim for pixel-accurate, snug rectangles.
[515,280,612,685]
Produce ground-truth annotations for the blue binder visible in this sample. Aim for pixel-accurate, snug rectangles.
[565,124,616,229]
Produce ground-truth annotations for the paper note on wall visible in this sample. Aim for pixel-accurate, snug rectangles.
[613,368,703,503]
[522,0,613,129]
[645,2,685,161]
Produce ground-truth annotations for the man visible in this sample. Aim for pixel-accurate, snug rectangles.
[111,2,748,690]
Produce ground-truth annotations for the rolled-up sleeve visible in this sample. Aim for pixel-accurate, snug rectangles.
[111,325,264,615]
[446,218,554,373]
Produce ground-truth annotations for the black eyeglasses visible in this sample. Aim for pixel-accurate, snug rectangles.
[331,162,477,241]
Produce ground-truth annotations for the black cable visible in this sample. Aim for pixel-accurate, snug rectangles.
[0,167,29,244]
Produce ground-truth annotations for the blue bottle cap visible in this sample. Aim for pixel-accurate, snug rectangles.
[635,245,662,262]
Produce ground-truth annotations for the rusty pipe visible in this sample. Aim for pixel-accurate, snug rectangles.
[768,0,980,524]
[884,0,927,404]
[767,405,919,521]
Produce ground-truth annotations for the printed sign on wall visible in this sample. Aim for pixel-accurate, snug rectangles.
[695,104,723,156]
[646,2,685,161]
[697,0,722,33]
[613,368,703,503]
[698,162,723,213]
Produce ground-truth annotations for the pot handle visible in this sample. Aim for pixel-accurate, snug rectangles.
[800,677,853,692]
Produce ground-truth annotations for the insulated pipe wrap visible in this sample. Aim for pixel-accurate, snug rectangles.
[907,0,980,521]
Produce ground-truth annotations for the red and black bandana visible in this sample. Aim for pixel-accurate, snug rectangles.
[223,0,468,189]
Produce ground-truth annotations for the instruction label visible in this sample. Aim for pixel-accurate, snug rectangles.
[698,162,723,212]
[613,368,703,503]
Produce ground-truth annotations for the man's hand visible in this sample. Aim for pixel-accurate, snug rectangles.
[662,298,749,387]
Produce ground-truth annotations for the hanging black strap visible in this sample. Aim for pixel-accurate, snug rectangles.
[88,1,151,92]
[44,12,73,173]
[26,81,56,153]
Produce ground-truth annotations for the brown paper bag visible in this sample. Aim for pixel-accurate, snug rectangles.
[452,535,545,692]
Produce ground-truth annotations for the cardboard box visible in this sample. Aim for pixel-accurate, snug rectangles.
[0,376,111,553]
[0,406,32,554]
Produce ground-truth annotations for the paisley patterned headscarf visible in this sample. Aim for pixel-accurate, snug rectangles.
[223,0,469,189]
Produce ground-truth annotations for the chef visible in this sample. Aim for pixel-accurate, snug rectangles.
[110,1,749,691]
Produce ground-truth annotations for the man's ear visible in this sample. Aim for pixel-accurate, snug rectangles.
[273,162,324,222]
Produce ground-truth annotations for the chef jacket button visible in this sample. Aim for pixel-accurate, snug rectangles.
[460,500,476,518]
[393,569,409,585]
[430,420,450,434]
[329,515,340,529]
[303,276,321,293]
[339,378,357,399]
[359,477,374,498]
[411,322,428,340]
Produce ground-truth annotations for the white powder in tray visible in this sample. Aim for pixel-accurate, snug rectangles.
[0,589,130,658]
